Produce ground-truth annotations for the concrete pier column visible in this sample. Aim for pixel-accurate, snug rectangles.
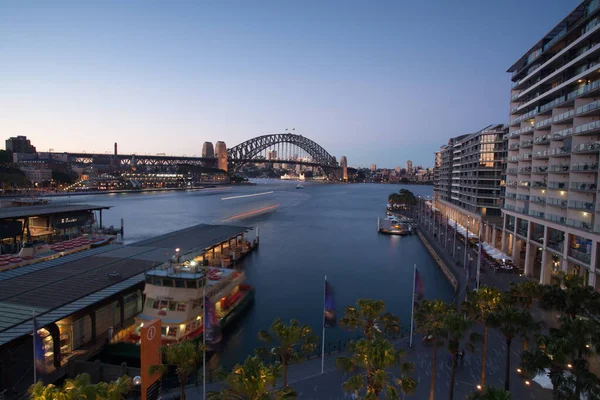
[524,242,536,277]
[540,250,553,285]
[512,238,523,268]
[588,240,598,287]
[562,234,570,272]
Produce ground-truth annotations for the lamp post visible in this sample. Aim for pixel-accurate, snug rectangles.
[133,376,141,400]
[464,220,469,271]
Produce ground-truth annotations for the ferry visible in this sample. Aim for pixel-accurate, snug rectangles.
[131,260,254,345]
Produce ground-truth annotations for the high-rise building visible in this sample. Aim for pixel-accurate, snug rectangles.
[370,164,377,172]
[5,136,36,154]
[433,125,506,246]
[505,0,600,289]
[406,160,413,176]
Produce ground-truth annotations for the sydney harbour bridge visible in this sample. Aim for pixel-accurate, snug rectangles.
[61,133,351,180]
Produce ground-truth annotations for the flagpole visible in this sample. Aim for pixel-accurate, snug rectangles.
[321,275,326,374]
[203,286,206,400]
[476,222,482,290]
[409,264,416,349]
[32,310,37,384]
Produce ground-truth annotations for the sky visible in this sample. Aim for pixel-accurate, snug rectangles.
[0,0,582,168]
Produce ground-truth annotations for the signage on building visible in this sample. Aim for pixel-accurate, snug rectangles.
[55,214,89,229]
[141,319,161,400]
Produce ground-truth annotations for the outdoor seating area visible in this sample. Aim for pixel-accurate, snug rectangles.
[479,242,521,274]
[447,219,479,240]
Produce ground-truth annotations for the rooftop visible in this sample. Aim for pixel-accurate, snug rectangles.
[0,203,111,220]
[0,223,249,346]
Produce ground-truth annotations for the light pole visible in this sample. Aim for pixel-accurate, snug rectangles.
[133,376,141,400]
[463,220,469,270]
[453,219,457,259]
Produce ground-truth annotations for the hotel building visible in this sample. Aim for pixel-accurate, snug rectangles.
[505,0,600,290]
[433,125,506,248]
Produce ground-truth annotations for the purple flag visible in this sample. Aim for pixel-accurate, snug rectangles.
[204,296,220,345]
[33,316,46,377]
[324,281,336,328]
[414,269,424,304]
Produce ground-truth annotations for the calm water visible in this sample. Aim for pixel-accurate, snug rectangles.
[51,182,452,367]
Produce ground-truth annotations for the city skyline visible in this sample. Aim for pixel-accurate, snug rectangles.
[0,0,580,167]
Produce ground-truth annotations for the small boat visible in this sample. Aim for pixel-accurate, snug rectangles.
[296,183,304,189]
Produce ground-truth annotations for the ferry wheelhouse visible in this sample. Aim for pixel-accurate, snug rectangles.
[132,260,253,344]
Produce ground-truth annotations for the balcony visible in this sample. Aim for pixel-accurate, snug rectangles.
[547,241,564,253]
[507,168,518,175]
[516,194,530,201]
[548,146,571,157]
[570,182,597,192]
[510,108,538,126]
[546,214,566,224]
[547,197,568,208]
[506,192,517,199]
[504,204,517,212]
[575,120,600,136]
[551,127,573,141]
[548,181,568,190]
[553,109,575,123]
[519,181,531,188]
[535,117,553,130]
[576,99,600,116]
[571,163,598,172]
[509,143,520,151]
[531,181,547,189]
[508,156,519,163]
[569,200,595,211]
[532,166,548,174]
[506,181,518,187]
[569,247,592,264]
[519,167,532,174]
[519,153,533,161]
[572,142,600,154]
[540,97,566,113]
[533,135,550,145]
[529,210,545,219]
[530,196,546,205]
[548,164,570,173]
[521,139,534,148]
[533,150,549,159]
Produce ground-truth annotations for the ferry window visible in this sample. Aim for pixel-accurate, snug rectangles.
[153,278,161,285]
[159,300,169,310]
[168,327,177,337]
[161,327,167,336]
[162,279,173,287]
[199,278,205,287]
[186,280,197,289]
[169,302,177,311]
[152,300,159,309]
[175,279,185,288]
[145,276,153,284]
[177,302,186,312]
[186,325,192,333]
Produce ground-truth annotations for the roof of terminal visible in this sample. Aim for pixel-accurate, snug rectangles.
[0,223,249,345]
[0,203,112,220]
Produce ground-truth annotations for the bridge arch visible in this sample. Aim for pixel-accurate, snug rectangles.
[227,133,338,171]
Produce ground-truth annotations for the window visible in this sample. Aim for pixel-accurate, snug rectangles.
[186,280,197,289]
[177,302,186,312]
[159,300,169,310]
[162,279,173,287]
[146,299,154,308]
[169,301,177,311]
[167,327,177,337]
[175,279,185,288]
[161,327,167,336]
[152,277,161,286]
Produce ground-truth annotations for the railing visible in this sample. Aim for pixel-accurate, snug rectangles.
[546,214,566,224]
[519,167,532,174]
[569,247,592,264]
[519,153,533,161]
[519,181,531,187]
[551,127,573,140]
[530,196,546,204]
[548,181,568,190]
[569,200,595,211]
[547,241,564,253]
[576,99,600,115]
[503,204,517,212]
[507,168,518,174]
[516,194,530,201]
[547,197,568,208]
[506,181,518,187]
[533,150,549,158]
[532,166,548,173]
[570,182,597,191]
[509,143,521,150]
[535,117,553,129]
[529,210,545,219]
[548,146,571,156]
[571,163,598,172]
[553,109,575,123]
[548,164,570,173]
[511,108,539,125]
[541,96,566,113]
[533,134,551,144]
[531,181,547,189]
[574,142,600,153]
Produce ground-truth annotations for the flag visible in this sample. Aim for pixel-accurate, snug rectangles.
[414,269,424,305]
[324,281,336,328]
[204,296,220,346]
[33,315,46,378]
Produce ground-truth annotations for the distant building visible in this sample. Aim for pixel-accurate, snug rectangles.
[395,166,401,174]
[20,167,52,184]
[406,160,413,176]
[370,164,377,172]
[5,135,36,154]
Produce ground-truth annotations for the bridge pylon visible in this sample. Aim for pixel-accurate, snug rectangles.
[215,141,228,172]
[340,156,348,181]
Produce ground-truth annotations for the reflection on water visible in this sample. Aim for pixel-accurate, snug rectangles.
[50,181,452,368]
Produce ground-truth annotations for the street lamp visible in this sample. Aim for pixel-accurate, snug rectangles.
[133,376,141,400]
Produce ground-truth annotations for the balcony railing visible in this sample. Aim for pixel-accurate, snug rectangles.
[548,164,570,173]
[521,139,534,147]
[553,109,575,123]
[548,146,571,156]
[519,167,532,174]
[506,192,517,199]
[516,194,530,201]
[535,117,553,129]
[533,150,550,159]
[529,210,545,219]
[541,96,566,113]
[519,181,531,187]
[533,134,551,145]
[509,143,520,150]
[576,99,600,115]
[546,214,566,224]
[531,181,547,189]
[547,197,568,208]
[571,163,598,172]
[547,241,564,253]
[511,108,539,126]
[548,181,568,190]
[551,127,573,141]
[570,182,597,192]
[573,142,600,153]
[569,247,592,264]
[506,181,518,187]
[569,200,595,211]
[532,166,548,173]
[530,196,546,204]
[504,204,517,212]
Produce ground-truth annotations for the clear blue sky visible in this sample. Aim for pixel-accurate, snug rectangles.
[0,0,581,168]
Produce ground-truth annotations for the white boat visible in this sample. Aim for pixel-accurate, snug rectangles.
[296,183,304,189]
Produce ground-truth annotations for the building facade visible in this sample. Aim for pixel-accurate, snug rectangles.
[406,160,413,176]
[434,125,506,245]
[505,0,600,290]
[5,136,36,154]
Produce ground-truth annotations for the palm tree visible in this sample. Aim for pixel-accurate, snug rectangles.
[29,373,132,400]
[148,341,202,400]
[207,355,297,400]
[96,375,132,400]
[60,373,100,400]
[507,281,540,312]
[336,336,416,399]
[443,307,479,400]
[340,298,400,339]
[468,386,511,400]
[28,381,59,400]
[463,286,502,387]
[538,272,600,320]
[257,318,317,387]
[487,305,534,391]
[414,299,451,400]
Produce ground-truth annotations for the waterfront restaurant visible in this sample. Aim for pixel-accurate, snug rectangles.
[0,223,252,397]
[0,203,112,254]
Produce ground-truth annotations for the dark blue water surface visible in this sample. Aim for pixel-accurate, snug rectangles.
[51,181,452,367]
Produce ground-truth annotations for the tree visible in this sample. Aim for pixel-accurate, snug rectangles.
[257,318,317,387]
[28,382,60,400]
[414,299,451,400]
[336,336,416,399]
[538,272,600,320]
[28,373,132,400]
[487,305,534,391]
[506,281,542,352]
[463,286,502,387]
[443,307,480,400]
[467,386,511,400]
[148,341,202,400]
[340,298,400,340]
[207,355,296,400]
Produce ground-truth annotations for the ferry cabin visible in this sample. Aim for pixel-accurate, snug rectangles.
[136,265,245,343]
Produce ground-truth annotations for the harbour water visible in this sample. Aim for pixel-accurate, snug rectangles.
[51,181,453,368]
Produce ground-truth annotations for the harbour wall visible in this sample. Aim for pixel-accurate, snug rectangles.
[416,229,459,294]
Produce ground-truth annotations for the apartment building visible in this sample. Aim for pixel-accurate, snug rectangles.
[433,125,506,247]
[505,0,600,290]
